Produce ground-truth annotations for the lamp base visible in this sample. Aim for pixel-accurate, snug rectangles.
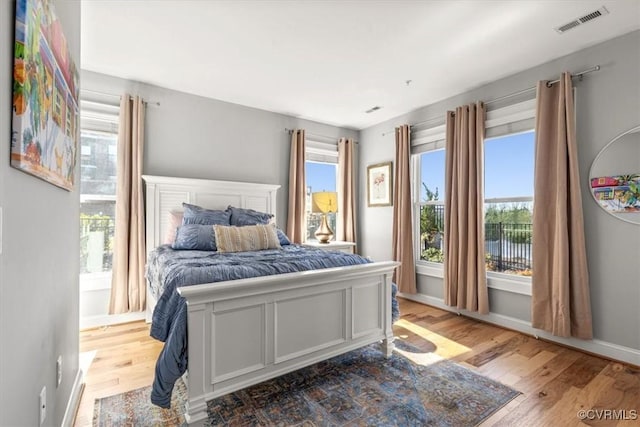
[314,214,334,244]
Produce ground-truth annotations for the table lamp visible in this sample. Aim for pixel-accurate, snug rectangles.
[311,191,338,243]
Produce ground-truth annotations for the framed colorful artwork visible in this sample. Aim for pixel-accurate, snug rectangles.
[367,161,393,207]
[11,0,79,191]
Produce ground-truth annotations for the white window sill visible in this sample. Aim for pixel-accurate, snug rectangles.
[80,271,112,291]
[487,271,532,295]
[415,261,532,296]
[416,262,444,278]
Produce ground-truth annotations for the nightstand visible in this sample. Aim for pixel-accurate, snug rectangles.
[303,241,356,254]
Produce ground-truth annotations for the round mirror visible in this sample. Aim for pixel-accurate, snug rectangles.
[589,125,640,225]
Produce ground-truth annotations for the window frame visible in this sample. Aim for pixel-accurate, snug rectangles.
[304,139,340,242]
[411,149,446,271]
[411,98,536,296]
[79,129,118,278]
[79,96,120,280]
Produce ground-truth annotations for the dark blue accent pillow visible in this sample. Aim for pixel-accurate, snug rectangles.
[227,206,273,226]
[182,203,230,226]
[172,224,217,251]
[226,206,290,245]
[276,229,291,246]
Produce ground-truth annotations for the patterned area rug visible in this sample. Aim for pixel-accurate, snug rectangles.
[93,375,186,426]
[94,342,519,426]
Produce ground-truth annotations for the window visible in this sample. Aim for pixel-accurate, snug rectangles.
[79,97,120,275]
[412,98,536,284]
[305,140,338,241]
[80,130,117,274]
[417,149,445,263]
[53,87,63,127]
[484,131,534,276]
[65,102,73,137]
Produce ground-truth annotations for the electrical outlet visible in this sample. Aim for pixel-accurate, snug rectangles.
[39,386,46,425]
[56,356,62,387]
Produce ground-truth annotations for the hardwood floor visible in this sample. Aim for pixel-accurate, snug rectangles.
[74,321,163,426]
[74,298,639,426]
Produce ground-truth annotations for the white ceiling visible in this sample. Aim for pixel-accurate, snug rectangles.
[81,0,640,130]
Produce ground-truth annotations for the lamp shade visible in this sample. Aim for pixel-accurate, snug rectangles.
[312,191,338,213]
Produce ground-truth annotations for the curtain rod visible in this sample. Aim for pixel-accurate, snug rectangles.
[381,65,601,136]
[79,88,160,106]
[284,128,359,144]
[485,65,600,105]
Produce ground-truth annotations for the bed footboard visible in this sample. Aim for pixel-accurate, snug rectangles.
[178,261,399,426]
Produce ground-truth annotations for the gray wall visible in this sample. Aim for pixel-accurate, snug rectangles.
[359,31,640,352]
[0,1,81,425]
[589,128,640,224]
[82,70,359,227]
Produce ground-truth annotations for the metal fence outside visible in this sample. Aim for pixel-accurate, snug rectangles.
[484,223,532,273]
[419,205,532,274]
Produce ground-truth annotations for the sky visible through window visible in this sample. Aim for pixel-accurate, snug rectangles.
[305,131,535,200]
[306,161,337,193]
[421,131,535,201]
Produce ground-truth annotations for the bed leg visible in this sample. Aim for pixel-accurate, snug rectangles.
[184,398,209,426]
[186,419,206,427]
[382,335,395,357]
[185,409,208,427]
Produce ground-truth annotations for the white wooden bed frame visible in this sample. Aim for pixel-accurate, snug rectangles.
[142,175,399,426]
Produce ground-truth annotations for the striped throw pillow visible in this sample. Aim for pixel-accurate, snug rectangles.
[213,224,281,253]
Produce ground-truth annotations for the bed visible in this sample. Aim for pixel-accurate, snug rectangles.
[143,175,399,426]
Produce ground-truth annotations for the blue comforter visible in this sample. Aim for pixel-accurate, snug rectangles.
[146,244,399,408]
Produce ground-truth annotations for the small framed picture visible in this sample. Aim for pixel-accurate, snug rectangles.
[367,161,393,207]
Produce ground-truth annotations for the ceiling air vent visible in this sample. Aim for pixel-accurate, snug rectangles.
[557,20,581,33]
[555,6,609,34]
[579,8,608,24]
[365,106,382,114]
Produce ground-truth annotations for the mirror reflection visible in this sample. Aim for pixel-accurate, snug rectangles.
[589,125,640,225]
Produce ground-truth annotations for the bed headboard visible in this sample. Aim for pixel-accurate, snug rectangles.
[142,175,281,253]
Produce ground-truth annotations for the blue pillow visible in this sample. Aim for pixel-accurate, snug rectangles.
[227,206,273,226]
[276,229,291,246]
[182,203,230,226]
[172,224,217,251]
[225,206,290,245]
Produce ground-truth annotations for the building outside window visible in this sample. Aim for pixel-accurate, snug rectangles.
[80,130,117,274]
[79,95,120,278]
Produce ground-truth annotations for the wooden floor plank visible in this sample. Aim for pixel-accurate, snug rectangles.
[512,347,581,395]
[73,297,640,427]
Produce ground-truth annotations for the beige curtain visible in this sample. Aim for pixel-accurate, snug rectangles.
[532,73,592,339]
[444,102,489,314]
[287,129,306,244]
[109,95,146,314]
[392,125,417,294]
[338,137,357,249]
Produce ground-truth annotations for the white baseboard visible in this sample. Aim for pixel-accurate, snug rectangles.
[399,292,640,367]
[80,311,146,329]
[61,369,84,427]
